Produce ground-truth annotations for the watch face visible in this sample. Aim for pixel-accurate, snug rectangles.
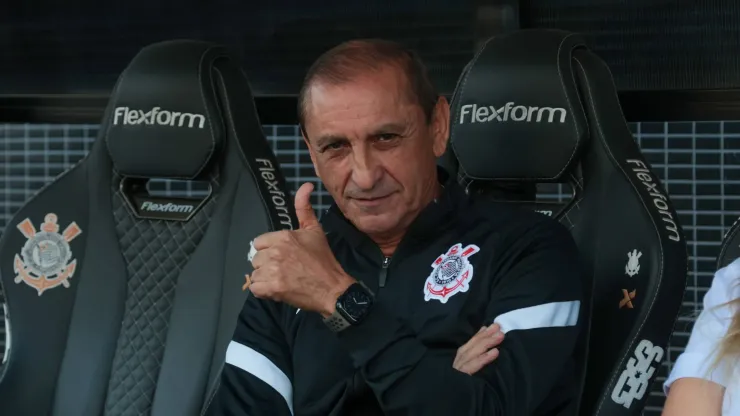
[339,284,374,323]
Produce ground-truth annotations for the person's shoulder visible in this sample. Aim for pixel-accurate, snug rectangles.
[691,259,740,343]
[715,257,740,291]
[705,258,740,312]
[664,258,740,392]
[461,197,572,243]
[458,199,579,283]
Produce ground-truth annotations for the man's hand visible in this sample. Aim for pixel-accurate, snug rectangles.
[246,182,355,316]
[453,324,504,375]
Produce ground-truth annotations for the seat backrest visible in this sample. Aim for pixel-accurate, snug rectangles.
[0,40,297,416]
[447,29,688,416]
[718,217,740,269]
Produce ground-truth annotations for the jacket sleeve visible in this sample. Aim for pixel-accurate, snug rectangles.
[204,294,294,416]
[335,218,584,415]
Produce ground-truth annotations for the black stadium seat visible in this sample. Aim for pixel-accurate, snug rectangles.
[717,217,740,269]
[447,29,688,415]
[0,40,297,415]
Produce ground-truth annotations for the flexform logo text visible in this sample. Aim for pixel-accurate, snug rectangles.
[113,107,206,129]
[459,103,567,124]
[140,201,195,214]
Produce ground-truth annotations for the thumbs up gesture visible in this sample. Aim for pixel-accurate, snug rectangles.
[248,182,356,316]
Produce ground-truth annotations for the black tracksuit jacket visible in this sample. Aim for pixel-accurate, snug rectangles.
[205,177,585,416]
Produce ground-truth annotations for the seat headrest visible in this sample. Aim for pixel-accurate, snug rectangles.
[104,40,226,179]
[450,30,589,182]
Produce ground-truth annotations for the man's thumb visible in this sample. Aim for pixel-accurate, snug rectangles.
[294,182,319,229]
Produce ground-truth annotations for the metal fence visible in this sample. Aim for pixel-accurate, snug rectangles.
[2,120,740,414]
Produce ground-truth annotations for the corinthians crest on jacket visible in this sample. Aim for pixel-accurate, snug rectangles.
[424,243,480,303]
[13,213,82,296]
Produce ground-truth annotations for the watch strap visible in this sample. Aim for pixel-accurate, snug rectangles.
[323,310,351,333]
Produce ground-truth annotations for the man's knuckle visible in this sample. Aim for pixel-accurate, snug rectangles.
[279,230,293,242]
[270,246,282,260]
[271,263,284,276]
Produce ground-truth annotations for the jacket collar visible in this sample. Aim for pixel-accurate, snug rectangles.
[321,167,465,254]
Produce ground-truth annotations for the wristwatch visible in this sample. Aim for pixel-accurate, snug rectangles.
[323,281,375,333]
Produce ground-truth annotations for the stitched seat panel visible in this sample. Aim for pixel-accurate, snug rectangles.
[103,172,218,416]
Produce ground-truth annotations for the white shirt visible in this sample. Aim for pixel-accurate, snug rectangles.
[664,258,740,415]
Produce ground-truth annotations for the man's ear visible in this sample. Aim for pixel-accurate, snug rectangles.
[300,124,321,179]
[431,96,451,158]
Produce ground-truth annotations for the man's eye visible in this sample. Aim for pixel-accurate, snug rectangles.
[377,133,399,141]
[323,142,344,152]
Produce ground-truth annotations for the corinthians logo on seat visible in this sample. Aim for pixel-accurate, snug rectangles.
[13,213,82,296]
[424,243,480,303]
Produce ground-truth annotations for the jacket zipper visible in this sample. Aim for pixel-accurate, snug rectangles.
[379,256,391,288]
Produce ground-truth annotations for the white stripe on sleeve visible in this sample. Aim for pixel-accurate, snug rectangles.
[493,300,580,333]
[225,341,294,415]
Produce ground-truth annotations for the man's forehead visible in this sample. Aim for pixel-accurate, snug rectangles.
[311,78,407,108]
[305,79,418,135]
[315,64,413,102]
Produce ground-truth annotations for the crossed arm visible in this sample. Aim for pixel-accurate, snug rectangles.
[205,219,584,415]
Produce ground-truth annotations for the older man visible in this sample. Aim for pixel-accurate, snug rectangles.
[206,39,583,415]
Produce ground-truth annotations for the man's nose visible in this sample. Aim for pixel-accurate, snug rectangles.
[350,146,382,190]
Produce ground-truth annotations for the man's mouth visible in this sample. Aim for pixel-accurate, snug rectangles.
[352,193,393,205]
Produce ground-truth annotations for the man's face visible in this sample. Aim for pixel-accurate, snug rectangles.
[302,65,450,239]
